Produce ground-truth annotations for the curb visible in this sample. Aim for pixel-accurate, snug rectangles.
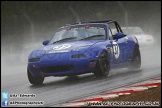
[62,77,161,107]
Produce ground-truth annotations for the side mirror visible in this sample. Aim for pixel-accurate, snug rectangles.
[114,32,125,40]
[42,40,49,46]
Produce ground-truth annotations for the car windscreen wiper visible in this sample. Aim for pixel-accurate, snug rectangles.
[53,37,77,44]
[80,35,105,40]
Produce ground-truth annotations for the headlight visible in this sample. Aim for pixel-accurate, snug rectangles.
[75,46,90,51]
[31,50,46,57]
[71,54,86,58]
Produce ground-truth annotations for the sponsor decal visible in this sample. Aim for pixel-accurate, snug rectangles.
[125,37,128,39]
[110,47,113,53]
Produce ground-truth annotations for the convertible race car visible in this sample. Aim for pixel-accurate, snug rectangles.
[27,20,141,85]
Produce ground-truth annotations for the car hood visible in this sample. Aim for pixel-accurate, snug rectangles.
[31,40,103,55]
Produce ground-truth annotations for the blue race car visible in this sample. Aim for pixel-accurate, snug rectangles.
[27,20,141,85]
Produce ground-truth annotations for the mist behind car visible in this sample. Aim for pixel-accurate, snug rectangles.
[121,27,155,46]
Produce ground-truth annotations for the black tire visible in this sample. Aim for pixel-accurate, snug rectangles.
[27,68,44,85]
[129,45,141,70]
[93,51,110,77]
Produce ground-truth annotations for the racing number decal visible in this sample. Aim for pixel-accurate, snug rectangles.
[53,44,71,50]
[112,41,120,58]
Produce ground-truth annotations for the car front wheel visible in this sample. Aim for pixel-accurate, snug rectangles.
[93,51,110,77]
[27,68,44,85]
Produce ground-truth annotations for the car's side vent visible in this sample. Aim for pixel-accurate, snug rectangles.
[28,58,40,62]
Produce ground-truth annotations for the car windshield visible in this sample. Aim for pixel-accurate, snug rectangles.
[48,24,106,44]
[121,27,144,35]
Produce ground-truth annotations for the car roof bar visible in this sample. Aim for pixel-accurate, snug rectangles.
[81,20,116,24]
[64,20,116,26]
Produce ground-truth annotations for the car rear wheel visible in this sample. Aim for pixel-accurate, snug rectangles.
[27,68,44,85]
[129,46,141,70]
[93,51,110,77]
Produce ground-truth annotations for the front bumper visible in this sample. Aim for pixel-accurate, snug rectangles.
[28,58,97,77]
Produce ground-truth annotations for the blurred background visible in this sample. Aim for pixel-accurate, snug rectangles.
[1,1,161,69]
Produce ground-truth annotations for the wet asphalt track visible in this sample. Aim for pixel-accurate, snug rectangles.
[1,45,161,107]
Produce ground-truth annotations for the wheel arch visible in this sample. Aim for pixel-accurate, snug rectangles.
[95,46,109,57]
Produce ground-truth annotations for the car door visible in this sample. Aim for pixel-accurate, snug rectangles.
[114,37,129,63]
[108,22,129,64]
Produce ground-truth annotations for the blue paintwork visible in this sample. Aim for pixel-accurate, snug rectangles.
[42,40,49,46]
[27,23,139,77]
[114,32,125,39]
